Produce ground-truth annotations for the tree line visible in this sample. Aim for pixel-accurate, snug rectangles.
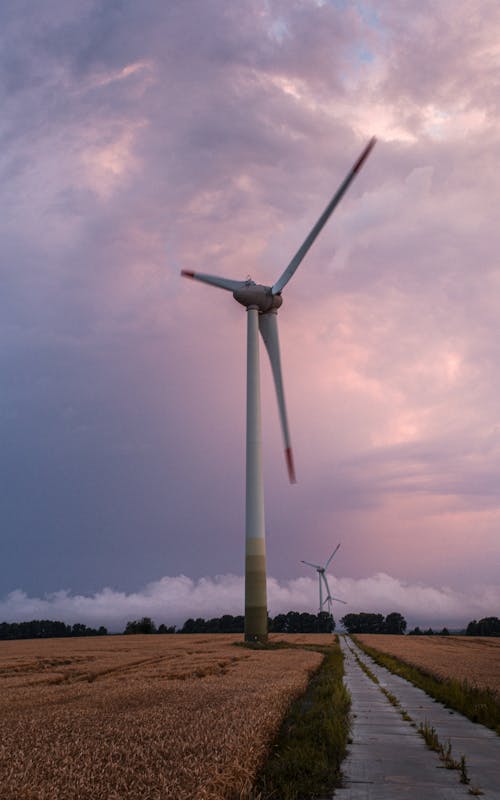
[340,612,407,634]
[2,613,498,640]
[124,611,335,635]
[0,620,108,640]
[408,626,450,635]
[404,616,500,636]
[465,616,500,636]
[341,613,500,636]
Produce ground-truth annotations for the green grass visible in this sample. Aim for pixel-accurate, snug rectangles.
[417,721,471,784]
[234,639,296,651]
[353,638,500,735]
[354,651,379,684]
[249,640,351,800]
[352,644,413,720]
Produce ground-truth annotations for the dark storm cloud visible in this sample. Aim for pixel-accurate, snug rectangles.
[1,0,499,612]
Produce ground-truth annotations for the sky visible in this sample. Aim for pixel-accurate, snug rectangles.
[1,0,500,631]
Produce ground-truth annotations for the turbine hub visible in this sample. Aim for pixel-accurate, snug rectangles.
[233,283,283,313]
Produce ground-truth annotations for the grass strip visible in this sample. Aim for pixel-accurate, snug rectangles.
[353,650,379,683]
[418,721,470,783]
[248,640,350,800]
[353,637,500,735]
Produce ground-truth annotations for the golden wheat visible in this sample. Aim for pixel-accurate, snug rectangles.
[0,634,327,799]
[356,634,500,693]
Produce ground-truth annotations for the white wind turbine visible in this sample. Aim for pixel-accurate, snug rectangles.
[301,543,347,616]
[182,139,375,641]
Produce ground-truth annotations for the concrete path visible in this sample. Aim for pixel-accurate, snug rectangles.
[335,636,500,799]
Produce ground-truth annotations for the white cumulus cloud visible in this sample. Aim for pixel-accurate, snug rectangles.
[1,573,498,632]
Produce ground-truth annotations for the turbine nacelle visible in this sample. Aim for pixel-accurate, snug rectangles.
[233,284,283,313]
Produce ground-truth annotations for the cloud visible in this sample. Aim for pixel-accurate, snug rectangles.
[1,573,497,632]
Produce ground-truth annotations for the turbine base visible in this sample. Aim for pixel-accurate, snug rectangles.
[244,605,268,642]
[244,631,269,644]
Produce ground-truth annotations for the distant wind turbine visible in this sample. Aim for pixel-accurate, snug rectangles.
[182,139,375,641]
[301,543,347,616]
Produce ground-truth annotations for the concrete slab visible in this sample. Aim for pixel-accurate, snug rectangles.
[337,636,500,799]
[334,636,480,799]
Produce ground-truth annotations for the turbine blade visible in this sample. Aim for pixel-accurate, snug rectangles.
[181,270,247,292]
[271,137,376,295]
[258,311,296,483]
[321,572,332,599]
[324,542,341,570]
[301,560,322,570]
[322,575,347,604]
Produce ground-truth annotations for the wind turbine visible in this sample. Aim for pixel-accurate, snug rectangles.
[182,138,375,641]
[301,543,347,616]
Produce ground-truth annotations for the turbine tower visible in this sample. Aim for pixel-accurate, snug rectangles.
[182,139,375,641]
[301,543,347,616]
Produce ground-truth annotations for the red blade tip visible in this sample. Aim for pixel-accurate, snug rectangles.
[181,270,195,279]
[286,447,297,484]
[352,136,377,175]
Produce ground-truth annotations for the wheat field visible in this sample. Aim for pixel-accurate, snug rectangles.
[0,633,330,800]
[356,634,500,693]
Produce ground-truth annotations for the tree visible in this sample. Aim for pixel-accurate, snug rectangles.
[270,614,287,633]
[340,611,407,635]
[176,610,334,635]
[158,623,176,634]
[340,613,385,634]
[285,612,298,632]
[267,611,334,634]
[466,616,500,636]
[124,617,157,634]
[383,612,407,635]
[218,615,244,633]
[71,623,88,636]
[479,617,500,636]
[0,619,107,640]
[318,611,335,633]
